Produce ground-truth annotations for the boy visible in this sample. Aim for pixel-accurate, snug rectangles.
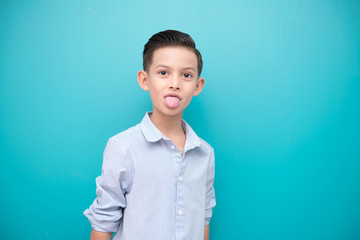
[84,30,216,240]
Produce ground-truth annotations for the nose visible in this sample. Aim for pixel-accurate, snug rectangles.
[169,76,180,90]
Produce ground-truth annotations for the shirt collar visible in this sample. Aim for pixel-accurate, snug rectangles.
[140,112,201,150]
[140,112,164,142]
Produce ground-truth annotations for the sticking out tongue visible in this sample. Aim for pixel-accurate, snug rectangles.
[164,96,180,108]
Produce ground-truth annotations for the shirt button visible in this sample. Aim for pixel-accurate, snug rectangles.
[171,145,175,150]
[178,210,183,215]
[178,176,183,182]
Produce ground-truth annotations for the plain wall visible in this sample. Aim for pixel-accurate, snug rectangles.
[1,0,360,239]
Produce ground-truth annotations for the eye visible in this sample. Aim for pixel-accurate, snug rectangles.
[182,73,192,78]
[158,70,168,76]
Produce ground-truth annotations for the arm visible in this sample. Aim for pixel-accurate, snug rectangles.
[204,225,209,240]
[84,138,133,239]
[90,230,112,240]
[204,148,216,238]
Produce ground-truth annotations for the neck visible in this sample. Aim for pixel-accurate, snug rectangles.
[150,109,185,139]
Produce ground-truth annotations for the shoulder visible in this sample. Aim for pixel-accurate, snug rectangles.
[198,137,215,154]
[107,124,143,147]
[182,119,214,154]
[197,137,215,172]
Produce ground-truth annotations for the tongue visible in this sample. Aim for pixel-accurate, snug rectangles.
[164,96,180,108]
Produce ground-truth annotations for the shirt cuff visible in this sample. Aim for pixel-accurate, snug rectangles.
[83,209,120,233]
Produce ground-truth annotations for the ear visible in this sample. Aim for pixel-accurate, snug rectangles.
[137,70,150,91]
[193,77,205,96]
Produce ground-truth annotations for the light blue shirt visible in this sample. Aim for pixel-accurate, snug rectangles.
[84,112,216,240]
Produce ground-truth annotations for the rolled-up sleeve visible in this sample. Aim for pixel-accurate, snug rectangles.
[83,138,133,232]
[204,148,216,225]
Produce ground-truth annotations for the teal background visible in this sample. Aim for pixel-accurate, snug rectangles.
[1,0,359,239]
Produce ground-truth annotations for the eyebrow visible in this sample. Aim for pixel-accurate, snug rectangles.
[155,65,196,72]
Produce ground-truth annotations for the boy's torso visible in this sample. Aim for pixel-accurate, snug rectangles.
[110,112,213,240]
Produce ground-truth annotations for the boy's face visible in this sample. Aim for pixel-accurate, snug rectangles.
[137,47,205,118]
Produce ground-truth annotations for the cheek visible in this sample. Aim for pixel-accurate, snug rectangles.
[149,79,165,91]
[183,91,195,103]
[149,91,160,102]
[149,86,164,104]
[187,84,197,95]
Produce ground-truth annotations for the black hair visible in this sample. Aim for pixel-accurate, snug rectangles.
[143,30,203,76]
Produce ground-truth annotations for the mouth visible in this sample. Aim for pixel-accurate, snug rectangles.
[164,93,182,108]
[164,93,182,100]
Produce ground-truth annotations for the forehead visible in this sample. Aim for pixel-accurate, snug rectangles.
[150,47,198,70]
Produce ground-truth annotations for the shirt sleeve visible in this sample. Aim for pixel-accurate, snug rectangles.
[83,138,133,232]
[204,148,216,225]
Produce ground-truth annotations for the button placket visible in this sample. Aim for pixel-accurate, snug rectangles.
[175,152,185,234]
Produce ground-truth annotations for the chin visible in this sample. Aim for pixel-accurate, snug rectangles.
[160,107,184,116]
[165,109,183,116]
